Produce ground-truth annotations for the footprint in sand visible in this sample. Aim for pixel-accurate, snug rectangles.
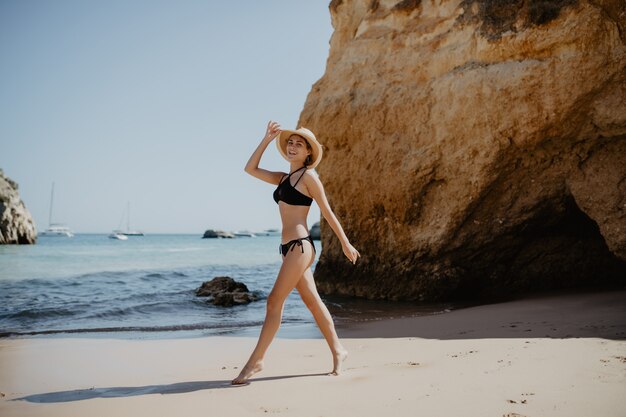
[385,361,421,367]
[259,406,289,413]
[507,398,529,405]
[449,350,478,358]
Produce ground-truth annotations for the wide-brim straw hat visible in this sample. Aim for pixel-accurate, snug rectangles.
[276,127,323,169]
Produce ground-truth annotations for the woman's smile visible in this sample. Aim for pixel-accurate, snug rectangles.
[287,147,303,158]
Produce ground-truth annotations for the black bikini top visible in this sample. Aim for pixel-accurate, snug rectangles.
[273,166,313,206]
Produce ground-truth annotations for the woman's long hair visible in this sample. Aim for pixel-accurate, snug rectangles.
[303,141,313,167]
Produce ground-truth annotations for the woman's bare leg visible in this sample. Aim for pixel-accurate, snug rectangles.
[296,267,348,375]
[231,242,314,385]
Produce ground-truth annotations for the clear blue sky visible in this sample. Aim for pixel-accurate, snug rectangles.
[0,0,332,234]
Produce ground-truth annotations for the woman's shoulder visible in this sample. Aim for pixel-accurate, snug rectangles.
[303,169,320,180]
[302,169,322,189]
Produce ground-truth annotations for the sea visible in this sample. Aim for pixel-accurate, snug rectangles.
[0,234,455,340]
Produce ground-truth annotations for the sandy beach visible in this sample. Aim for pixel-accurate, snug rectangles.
[1,289,625,417]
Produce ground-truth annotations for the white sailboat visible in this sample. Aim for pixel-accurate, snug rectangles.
[39,182,74,237]
[110,201,143,238]
[234,230,256,237]
[108,231,128,240]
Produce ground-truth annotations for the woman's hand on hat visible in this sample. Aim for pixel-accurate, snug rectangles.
[342,242,361,265]
[264,120,281,142]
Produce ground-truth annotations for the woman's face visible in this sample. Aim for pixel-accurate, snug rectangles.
[286,135,311,163]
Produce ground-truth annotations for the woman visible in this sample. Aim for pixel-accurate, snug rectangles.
[232,120,360,385]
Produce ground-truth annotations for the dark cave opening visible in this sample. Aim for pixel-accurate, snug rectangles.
[451,194,626,301]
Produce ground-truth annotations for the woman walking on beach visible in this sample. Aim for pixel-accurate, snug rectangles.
[232,120,360,385]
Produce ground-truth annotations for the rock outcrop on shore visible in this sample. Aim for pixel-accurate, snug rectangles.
[0,169,37,245]
[196,276,259,306]
[302,0,626,300]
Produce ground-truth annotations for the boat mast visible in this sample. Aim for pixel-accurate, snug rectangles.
[127,201,130,232]
[48,182,55,227]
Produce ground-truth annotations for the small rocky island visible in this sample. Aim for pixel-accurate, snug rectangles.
[202,229,235,238]
[196,276,259,306]
[0,169,37,245]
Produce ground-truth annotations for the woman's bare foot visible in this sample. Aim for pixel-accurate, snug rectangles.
[231,360,264,385]
[328,348,348,376]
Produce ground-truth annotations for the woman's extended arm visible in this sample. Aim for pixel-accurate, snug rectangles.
[306,173,361,264]
[244,121,284,185]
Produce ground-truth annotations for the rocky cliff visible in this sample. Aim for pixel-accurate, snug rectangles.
[0,169,37,244]
[302,0,626,300]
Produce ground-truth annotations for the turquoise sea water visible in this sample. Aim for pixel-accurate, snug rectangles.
[0,234,454,339]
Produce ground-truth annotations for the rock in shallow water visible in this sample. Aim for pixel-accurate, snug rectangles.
[303,0,626,301]
[0,169,37,245]
[196,276,258,306]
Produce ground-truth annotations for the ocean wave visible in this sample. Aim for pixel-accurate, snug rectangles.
[4,307,77,319]
[141,271,188,280]
[84,300,190,319]
[0,320,267,338]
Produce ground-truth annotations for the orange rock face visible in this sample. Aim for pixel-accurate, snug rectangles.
[302,0,626,300]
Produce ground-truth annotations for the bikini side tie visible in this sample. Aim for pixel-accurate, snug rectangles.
[287,239,305,253]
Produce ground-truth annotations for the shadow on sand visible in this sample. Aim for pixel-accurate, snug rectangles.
[14,373,327,403]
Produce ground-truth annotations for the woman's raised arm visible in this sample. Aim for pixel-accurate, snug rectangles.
[244,120,285,185]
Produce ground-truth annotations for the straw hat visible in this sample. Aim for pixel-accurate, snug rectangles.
[276,127,323,169]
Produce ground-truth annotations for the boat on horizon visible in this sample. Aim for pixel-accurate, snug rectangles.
[39,182,74,237]
[108,232,128,240]
[111,202,144,237]
[234,230,256,237]
[40,224,74,237]
[253,229,279,236]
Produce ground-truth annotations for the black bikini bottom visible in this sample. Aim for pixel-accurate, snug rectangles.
[279,235,316,257]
